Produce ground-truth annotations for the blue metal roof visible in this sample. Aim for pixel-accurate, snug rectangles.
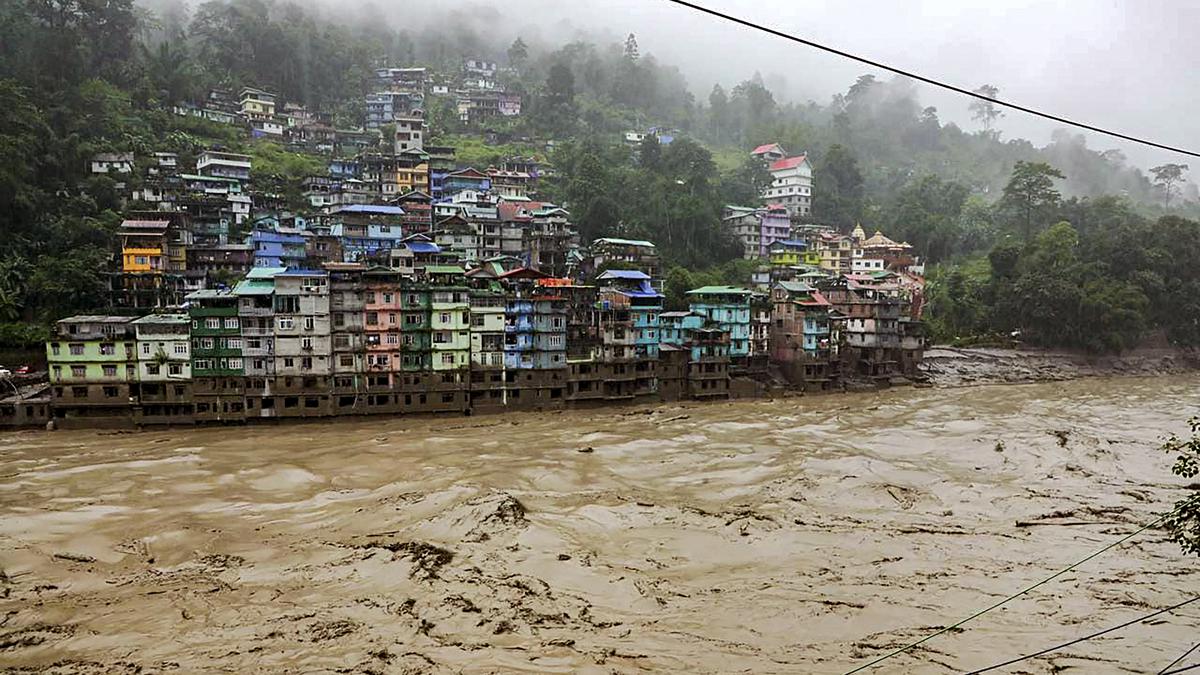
[404,241,441,253]
[335,204,405,215]
[597,269,652,280]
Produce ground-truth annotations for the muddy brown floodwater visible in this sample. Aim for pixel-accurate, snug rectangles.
[1,377,1198,674]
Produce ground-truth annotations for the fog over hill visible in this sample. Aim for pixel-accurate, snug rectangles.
[319,0,1196,173]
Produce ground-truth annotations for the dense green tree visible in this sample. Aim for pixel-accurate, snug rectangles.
[1150,163,1188,207]
[968,84,1003,135]
[813,144,864,228]
[999,160,1065,240]
[507,37,528,67]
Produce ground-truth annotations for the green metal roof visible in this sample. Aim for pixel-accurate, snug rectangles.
[425,265,465,275]
[686,285,754,296]
[775,280,814,293]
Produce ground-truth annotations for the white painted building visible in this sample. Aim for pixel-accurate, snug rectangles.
[763,155,813,218]
[132,314,191,382]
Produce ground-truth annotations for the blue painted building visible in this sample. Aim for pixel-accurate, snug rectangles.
[686,286,753,357]
[250,221,307,269]
[596,270,662,359]
[327,204,407,263]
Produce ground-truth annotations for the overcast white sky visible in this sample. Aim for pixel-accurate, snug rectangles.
[415,0,1199,170]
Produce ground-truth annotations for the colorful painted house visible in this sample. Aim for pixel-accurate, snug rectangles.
[686,286,754,357]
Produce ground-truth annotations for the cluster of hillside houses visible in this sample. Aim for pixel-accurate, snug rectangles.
[2,61,928,428]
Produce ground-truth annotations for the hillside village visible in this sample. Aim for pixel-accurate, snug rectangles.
[0,56,927,428]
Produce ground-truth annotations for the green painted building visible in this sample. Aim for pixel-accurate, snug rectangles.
[427,265,471,371]
[186,289,244,376]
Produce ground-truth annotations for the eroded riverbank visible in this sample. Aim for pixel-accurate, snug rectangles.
[1,376,1197,673]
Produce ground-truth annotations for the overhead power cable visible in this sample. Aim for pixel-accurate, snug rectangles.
[964,596,1200,674]
[1161,641,1200,675]
[662,0,1200,159]
[1163,664,1200,675]
[841,512,1170,673]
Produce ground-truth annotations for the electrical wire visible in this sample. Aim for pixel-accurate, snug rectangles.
[661,0,1200,159]
[842,512,1170,673]
[963,596,1200,674]
[1161,641,1200,675]
[1163,664,1200,675]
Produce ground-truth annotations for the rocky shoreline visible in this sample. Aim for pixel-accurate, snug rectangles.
[919,345,1200,387]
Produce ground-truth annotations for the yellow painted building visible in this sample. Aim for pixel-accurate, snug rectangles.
[122,247,164,273]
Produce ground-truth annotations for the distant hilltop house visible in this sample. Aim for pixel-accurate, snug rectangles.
[463,58,498,80]
[90,152,134,174]
[239,87,276,120]
[751,143,812,219]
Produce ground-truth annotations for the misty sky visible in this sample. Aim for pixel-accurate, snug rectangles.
[413,0,1199,170]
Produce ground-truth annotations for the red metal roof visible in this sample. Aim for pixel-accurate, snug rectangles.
[768,155,808,171]
[751,143,783,155]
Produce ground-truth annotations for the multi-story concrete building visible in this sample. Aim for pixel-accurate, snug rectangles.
[593,270,662,400]
[763,155,812,219]
[235,267,282,417]
[270,267,331,415]
[658,311,731,400]
[363,266,404,389]
[686,286,754,358]
[116,211,192,309]
[428,266,471,372]
[325,263,367,413]
[588,238,662,282]
[467,280,507,411]
[131,314,193,424]
[46,316,138,427]
[196,150,251,182]
[722,204,792,259]
[187,289,246,422]
[239,87,276,120]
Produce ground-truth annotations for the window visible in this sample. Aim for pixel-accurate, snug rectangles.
[278,317,295,330]
[173,343,187,355]
[433,331,448,344]
[304,316,314,331]
[388,312,397,325]
[72,386,87,398]
[441,353,455,365]
[71,365,86,378]
[141,343,151,355]
[52,365,62,379]
[550,335,563,347]
[228,358,243,370]
[339,354,354,367]
[224,317,238,329]
[200,338,214,350]
[247,338,261,349]
[366,312,379,326]
[103,386,118,398]
[51,343,61,356]
[252,359,264,370]
[407,294,419,304]
[461,311,469,324]
[205,318,220,329]
[301,336,313,351]
[404,314,419,326]
[284,357,294,368]
[99,343,115,355]
[384,292,393,303]
[226,338,242,350]
[147,364,160,375]
[404,334,415,346]
[168,363,182,375]
[127,365,136,378]
[301,357,313,370]
[386,333,399,345]
[102,365,117,377]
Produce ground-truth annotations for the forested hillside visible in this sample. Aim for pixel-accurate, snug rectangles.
[1,0,1198,352]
